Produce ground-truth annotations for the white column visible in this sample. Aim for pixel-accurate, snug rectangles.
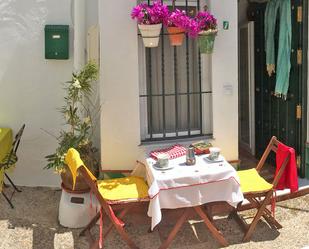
[73,0,86,71]
[210,0,239,161]
[99,0,142,170]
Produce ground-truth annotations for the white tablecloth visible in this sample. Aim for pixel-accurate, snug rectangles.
[135,155,244,230]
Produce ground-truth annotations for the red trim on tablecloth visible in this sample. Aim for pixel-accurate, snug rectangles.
[148,176,240,199]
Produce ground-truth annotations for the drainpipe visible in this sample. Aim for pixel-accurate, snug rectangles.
[73,0,86,71]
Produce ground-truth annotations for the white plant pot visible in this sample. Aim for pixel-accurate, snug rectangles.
[58,188,100,228]
[138,23,162,48]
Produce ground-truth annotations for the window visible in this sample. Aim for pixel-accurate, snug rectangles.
[139,0,213,142]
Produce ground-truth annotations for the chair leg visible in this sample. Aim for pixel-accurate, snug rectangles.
[85,229,95,244]
[2,192,14,209]
[249,197,282,229]
[104,207,131,239]
[158,209,190,249]
[194,206,229,247]
[113,222,140,249]
[89,239,100,249]
[5,173,22,192]
[243,192,273,242]
[80,211,101,237]
[262,211,282,229]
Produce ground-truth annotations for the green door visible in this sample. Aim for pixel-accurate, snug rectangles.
[251,0,307,177]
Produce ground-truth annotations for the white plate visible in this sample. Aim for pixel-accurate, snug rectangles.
[153,163,174,171]
[204,154,224,163]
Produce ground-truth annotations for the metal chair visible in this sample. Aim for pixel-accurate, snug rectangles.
[1,124,25,208]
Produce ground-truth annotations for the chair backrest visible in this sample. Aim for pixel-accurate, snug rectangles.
[2,124,25,168]
[76,157,127,226]
[78,166,110,207]
[12,124,25,154]
[65,148,117,221]
[255,136,291,189]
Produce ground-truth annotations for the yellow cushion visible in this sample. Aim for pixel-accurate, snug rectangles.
[0,128,13,192]
[97,176,149,201]
[65,148,149,201]
[237,168,273,194]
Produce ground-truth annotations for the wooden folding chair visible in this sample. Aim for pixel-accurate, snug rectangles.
[1,124,25,209]
[65,148,149,249]
[233,136,291,242]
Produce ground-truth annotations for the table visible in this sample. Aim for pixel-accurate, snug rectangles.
[0,128,13,192]
[135,153,244,248]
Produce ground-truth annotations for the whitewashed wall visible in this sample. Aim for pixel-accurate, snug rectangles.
[99,0,142,170]
[210,0,239,161]
[99,0,239,170]
[87,0,101,152]
[0,0,74,187]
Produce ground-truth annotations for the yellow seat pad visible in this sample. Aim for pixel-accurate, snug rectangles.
[237,168,273,194]
[97,176,149,201]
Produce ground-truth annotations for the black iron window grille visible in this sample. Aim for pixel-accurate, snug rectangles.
[139,0,213,142]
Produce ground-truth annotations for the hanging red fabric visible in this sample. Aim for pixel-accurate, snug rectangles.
[275,142,298,193]
[108,205,125,227]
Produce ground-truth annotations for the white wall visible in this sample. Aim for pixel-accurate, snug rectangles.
[99,0,143,170]
[210,0,239,160]
[0,0,74,187]
[86,0,99,29]
[99,0,239,170]
[85,0,101,151]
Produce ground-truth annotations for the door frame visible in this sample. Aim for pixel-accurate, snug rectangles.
[238,22,256,155]
[300,0,308,178]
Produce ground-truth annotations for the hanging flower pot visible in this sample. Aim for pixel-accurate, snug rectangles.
[138,23,162,48]
[187,10,218,54]
[166,9,191,46]
[167,27,185,46]
[198,30,217,54]
[131,1,169,48]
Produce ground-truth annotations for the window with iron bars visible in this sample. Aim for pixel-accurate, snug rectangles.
[139,0,213,142]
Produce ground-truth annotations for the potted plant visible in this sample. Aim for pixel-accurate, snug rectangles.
[194,10,218,54]
[45,62,99,192]
[166,9,191,46]
[131,1,169,48]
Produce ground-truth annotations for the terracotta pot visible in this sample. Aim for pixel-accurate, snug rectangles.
[167,27,185,46]
[61,165,90,193]
[138,23,162,48]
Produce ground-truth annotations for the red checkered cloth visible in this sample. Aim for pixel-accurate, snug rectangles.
[150,144,187,160]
